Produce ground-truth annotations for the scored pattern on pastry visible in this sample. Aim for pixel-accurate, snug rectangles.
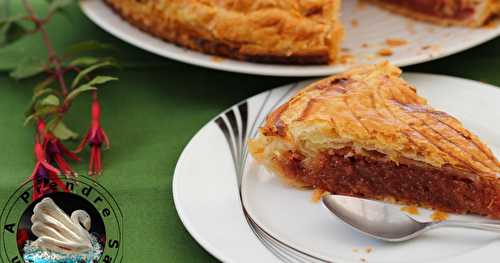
[105,0,343,64]
[250,62,500,218]
[104,0,499,64]
[256,62,499,174]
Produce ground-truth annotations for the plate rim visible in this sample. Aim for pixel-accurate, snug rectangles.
[172,124,237,263]
[79,0,500,77]
[172,72,500,262]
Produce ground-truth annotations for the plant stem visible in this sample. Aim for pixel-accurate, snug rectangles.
[21,0,68,96]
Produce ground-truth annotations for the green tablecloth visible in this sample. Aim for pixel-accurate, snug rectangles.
[0,2,499,263]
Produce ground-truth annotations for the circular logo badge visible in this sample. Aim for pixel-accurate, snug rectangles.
[0,175,123,263]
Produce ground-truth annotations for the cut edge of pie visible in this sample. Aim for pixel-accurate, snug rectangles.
[249,61,500,218]
[366,0,500,27]
[104,0,344,64]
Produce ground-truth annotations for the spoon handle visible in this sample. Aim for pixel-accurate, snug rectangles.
[436,220,500,232]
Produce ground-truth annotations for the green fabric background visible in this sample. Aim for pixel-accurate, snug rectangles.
[0,2,499,263]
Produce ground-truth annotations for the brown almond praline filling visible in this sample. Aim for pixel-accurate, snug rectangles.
[276,148,500,218]
[379,0,475,20]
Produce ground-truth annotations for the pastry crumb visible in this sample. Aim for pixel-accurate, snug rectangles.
[311,188,328,203]
[210,56,224,63]
[353,247,373,254]
[421,44,441,51]
[482,19,499,29]
[366,54,376,61]
[420,44,442,57]
[383,196,397,203]
[385,38,408,47]
[377,48,393,57]
[361,43,369,48]
[339,54,355,64]
[431,211,449,221]
[401,205,420,215]
[351,19,359,28]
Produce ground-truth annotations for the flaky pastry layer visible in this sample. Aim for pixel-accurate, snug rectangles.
[249,62,500,176]
[105,0,343,64]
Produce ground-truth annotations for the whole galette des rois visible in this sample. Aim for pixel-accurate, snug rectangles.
[104,0,499,64]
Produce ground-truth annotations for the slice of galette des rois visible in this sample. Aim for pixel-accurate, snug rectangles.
[249,62,500,218]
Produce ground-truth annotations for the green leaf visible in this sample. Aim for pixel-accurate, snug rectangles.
[65,85,96,102]
[32,88,55,102]
[86,75,118,86]
[33,78,56,98]
[31,94,60,117]
[71,61,116,88]
[64,40,113,57]
[24,114,35,126]
[47,119,78,140]
[26,79,57,117]
[1,0,10,19]
[38,94,60,107]
[66,75,117,102]
[0,14,25,24]
[9,57,46,79]
[25,104,35,117]
[32,105,59,118]
[0,20,28,47]
[47,0,73,14]
[69,56,101,67]
[43,0,72,22]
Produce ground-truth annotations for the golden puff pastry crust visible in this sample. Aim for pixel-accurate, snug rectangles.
[251,61,500,175]
[104,0,343,64]
[249,62,500,218]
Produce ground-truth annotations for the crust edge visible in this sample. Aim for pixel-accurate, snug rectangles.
[104,0,340,65]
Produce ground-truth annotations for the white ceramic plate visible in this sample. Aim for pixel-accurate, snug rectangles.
[80,0,500,77]
[173,73,500,262]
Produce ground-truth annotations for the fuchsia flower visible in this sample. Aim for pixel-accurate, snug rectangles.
[37,119,80,176]
[75,98,110,175]
[30,141,68,201]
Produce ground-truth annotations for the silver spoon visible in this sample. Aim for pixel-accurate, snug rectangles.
[322,195,500,242]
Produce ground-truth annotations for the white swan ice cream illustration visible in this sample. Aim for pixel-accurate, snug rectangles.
[30,197,93,254]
